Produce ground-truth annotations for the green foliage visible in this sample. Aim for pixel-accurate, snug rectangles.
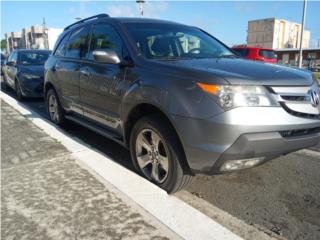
[1,39,7,51]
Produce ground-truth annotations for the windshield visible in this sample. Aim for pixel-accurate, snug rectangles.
[233,48,249,57]
[19,52,50,65]
[125,23,234,60]
[259,50,277,59]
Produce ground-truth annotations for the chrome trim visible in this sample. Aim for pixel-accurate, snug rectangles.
[271,83,320,117]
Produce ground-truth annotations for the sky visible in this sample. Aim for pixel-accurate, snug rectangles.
[1,0,320,47]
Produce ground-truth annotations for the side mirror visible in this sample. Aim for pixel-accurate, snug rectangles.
[93,50,121,64]
[7,61,16,66]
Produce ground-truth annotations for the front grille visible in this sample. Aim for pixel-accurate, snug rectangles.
[280,103,320,120]
[280,127,320,138]
[280,95,306,101]
[271,84,320,119]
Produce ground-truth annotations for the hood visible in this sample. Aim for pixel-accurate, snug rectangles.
[19,65,45,77]
[155,58,313,86]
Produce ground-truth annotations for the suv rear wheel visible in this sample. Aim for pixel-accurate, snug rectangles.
[130,115,192,193]
[46,89,66,126]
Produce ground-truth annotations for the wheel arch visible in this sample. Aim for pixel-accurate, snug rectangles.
[124,103,192,174]
[44,81,55,97]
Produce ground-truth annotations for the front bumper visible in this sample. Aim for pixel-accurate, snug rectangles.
[171,107,320,174]
[19,77,44,98]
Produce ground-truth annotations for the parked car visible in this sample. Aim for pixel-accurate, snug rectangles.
[232,46,278,63]
[3,49,51,100]
[1,53,7,75]
[45,14,320,193]
[308,66,320,72]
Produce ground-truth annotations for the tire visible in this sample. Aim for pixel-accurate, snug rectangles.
[2,72,8,90]
[46,88,67,126]
[15,79,24,101]
[130,115,192,193]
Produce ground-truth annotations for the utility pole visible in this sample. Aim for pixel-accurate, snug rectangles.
[298,0,307,68]
[42,17,49,49]
[136,0,146,16]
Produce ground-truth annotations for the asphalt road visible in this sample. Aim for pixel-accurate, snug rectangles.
[2,84,320,240]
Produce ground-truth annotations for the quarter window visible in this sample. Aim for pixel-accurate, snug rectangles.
[65,26,91,59]
[88,24,123,60]
[54,33,70,57]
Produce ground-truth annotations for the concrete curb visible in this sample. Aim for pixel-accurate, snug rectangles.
[1,91,242,240]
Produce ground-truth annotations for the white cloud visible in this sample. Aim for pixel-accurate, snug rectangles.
[106,1,168,18]
[107,4,136,17]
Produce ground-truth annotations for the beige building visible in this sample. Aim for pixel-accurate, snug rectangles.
[247,18,310,49]
[5,25,63,53]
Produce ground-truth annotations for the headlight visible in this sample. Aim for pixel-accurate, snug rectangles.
[22,73,41,79]
[197,83,279,110]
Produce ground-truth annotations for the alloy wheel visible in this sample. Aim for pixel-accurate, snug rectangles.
[135,129,169,184]
[48,94,59,123]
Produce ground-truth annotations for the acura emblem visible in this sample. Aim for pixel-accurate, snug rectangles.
[308,89,320,107]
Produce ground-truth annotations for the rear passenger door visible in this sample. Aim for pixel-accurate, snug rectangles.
[79,23,127,131]
[56,25,91,114]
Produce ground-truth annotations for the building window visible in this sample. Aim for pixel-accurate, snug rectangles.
[307,52,316,60]
[282,53,289,64]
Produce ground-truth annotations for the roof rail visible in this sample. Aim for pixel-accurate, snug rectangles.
[64,14,110,31]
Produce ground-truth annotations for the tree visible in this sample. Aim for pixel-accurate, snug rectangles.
[1,39,7,52]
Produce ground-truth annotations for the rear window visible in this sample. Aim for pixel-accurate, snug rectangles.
[233,48,249,57]
[259,50,277,59]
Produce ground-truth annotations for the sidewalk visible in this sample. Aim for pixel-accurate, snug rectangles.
[1,100,179,240]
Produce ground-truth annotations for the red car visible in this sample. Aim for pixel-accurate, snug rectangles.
[232,46,277,63]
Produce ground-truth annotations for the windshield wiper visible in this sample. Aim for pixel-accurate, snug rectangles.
[217,54,239,59]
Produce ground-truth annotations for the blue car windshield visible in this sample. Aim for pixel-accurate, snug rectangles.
[19,52,50,65]
[125,23,234,60]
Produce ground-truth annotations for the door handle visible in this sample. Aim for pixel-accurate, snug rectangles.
[80,70,90,77]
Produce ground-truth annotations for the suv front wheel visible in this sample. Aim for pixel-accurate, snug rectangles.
[130,115,192,193]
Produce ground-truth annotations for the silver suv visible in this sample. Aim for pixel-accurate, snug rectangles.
[44,14,320,193]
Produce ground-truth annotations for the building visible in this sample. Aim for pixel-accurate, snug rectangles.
[5,25,63,53]
[275,48,320,67]
[247,18,310,49]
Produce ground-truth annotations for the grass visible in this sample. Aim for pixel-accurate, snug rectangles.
[314,72,320,80]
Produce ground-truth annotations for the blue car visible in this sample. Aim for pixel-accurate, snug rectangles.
[3,49,51,100]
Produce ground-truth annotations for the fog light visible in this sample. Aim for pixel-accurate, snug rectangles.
[220,157,265,172]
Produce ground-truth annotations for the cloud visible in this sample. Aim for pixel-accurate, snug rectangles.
[106,1,168,18]
[234,2,255,13]
[107,4,136,17]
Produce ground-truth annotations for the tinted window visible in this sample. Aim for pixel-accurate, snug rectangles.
[19,52,50,66]
[54,33,70,57]
[125,23,234,60]
[233,49,249,57]
[7,52,14,62]
[9,52,18,63]
[88,24,123,60]
[65,26,91,59]
[259,50,277,59]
